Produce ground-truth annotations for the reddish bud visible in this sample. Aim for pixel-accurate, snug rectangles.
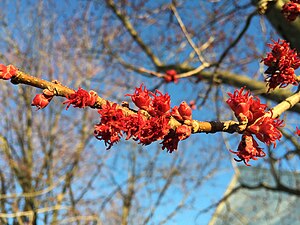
[0,64,17,80]
[31,93,53,110]
[164,69,178,83]
[171,106,183,121]
[178,101,192,121]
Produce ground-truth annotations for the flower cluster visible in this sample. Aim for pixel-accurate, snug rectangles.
[0,64,17,80]
[63,87,98,109]
[164,69,178,83]
[262,39,300,91]
[94,84,192,152]
[282,0,300,22]
[227,87,284,166]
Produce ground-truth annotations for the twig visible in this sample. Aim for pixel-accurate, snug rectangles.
[216,11,257,67]
[0,205,69,218]
[0,175,65,199]
[170,3,207,64]
[176,63,210,78]
[60,215,102,225]
[105,0,162,67]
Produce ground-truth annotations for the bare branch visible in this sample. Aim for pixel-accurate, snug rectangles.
[105,0,163,67]
[170,3,208,64]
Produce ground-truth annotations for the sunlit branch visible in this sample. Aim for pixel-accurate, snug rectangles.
[271,91,300,118]
[4,67,300,138]
[0,205,69,219]
[252,0,300,51]
[0,175,65,199]
[112,52,164,78]
[176,63,210,78]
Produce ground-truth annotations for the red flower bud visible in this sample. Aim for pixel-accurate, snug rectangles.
[0,64,17,80]
[178,101,192,121]
[171,106,183,121]
[164,69,178,83]
[31,93,53,110]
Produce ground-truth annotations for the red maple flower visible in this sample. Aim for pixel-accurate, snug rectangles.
[230,134,266,166]
[94,102,126,149]
[164,69,178,83]
[282,1,300,21]
[136,116,170,145]
[150,90,171,116]
[262,39,300,91]
[122,112,144,140]
[31,93,53,110]
[64,87,98,109]
[161,125,191,153]
[161,130,180,153]
[0,64,17,80]
[226,87,254,123]
[126,84,152,111]
[248,117,284,147]
[248,97,267,124]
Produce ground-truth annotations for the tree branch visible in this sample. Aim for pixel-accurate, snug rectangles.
[105,0,163,67]
[4,67,300,137]
[252,0,300,51]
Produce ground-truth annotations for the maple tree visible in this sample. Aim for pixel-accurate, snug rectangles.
[0,0,300,224]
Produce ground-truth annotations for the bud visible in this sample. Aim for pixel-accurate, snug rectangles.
[178,101,192,121]
[31,93,53,110]
[0,64,17,80]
